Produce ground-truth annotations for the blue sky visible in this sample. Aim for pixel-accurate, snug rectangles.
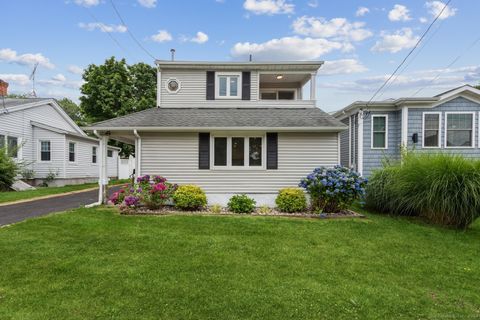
[1,0,479,111]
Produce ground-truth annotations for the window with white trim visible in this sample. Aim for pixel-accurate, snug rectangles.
[212,135,264,169]
[446,113,474,147]
[107,150,113,157]
[7,136,18,158]
[216,73,241,99]
[423,113,441,148]
[92,146,97,164]
[371,115,387,149]
[69,142,76,162]
[40,141,51,161]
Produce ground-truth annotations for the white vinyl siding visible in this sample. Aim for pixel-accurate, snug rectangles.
[140,132,339,194]
[33,127,65,178]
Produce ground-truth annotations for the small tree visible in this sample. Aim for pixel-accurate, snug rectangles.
[0,148,19,191]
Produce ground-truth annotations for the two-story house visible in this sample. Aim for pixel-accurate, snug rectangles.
[333,85,480,177]
[84,60,347,205]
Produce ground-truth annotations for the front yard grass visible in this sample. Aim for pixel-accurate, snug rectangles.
[0,179,129,204]
[0,207,479,319]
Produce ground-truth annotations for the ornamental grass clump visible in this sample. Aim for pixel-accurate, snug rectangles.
[366,153,480,229]
[299,165,367,213]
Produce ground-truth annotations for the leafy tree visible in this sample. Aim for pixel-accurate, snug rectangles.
[57,98,84,125]
[475,84,480,90]
[0,148,18,191]
[128,62,157,112]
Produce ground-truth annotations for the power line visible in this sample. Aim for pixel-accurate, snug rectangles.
[84,7,135,60]
[108,0,157,61]
[411,35,480,96]
[365,0,452,107]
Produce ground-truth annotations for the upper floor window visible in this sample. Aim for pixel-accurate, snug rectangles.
[212,135,264,169]
[216,73,241,99]
[423,113,441,148]
[92,147,97,164]
[40,140,51,161]
[371,115,388,149]
[69,142,76,162]
[446,112,474,148]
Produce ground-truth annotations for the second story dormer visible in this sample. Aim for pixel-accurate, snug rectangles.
[155,61,323,108]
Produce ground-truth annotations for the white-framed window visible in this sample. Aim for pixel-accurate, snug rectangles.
[165,78,181,94]
[40,140,51,162]
[92,146,97,164]
[260,89,296,100]
[215,73,241,99]
[107,149,113,157]
[68,142,76,162]
[7,136,18,158]
[422,112,441,148]
[211,134,265,169]
[371,115,388,149]
[445,112,475,148]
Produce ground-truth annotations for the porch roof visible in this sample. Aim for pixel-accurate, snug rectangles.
[83,107,347,132]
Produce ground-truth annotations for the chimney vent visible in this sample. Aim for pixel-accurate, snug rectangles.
[170,48,176,61]
[0,80,8,97]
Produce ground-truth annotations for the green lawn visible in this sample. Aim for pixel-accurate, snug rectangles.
[0,207,479,319]
[0,179,129,204]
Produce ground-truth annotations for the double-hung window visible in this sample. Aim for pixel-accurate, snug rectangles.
[92,147,97,164]
[213,135,264,169]
[7,136,18,158]
[423,113,441,148]
[69,142,76,162]
[216,73,241,99]
[40,141,51,161]
[446,112,474,147]
[371,115,388,149]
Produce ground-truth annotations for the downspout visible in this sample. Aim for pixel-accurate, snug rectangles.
[134,130,141,178]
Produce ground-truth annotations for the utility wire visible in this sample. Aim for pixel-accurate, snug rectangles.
[108,0,157,61]
[365,0,452,107]
[84,7,135,60]
[411,35,480,96]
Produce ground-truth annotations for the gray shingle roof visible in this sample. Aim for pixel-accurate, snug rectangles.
[2,98,51,109]
[85,107,347,130]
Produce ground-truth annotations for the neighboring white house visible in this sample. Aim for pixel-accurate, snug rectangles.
[0,94,120,186]
[84,60,347,205]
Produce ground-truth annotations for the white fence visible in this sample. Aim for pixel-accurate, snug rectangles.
[118,155,135,180]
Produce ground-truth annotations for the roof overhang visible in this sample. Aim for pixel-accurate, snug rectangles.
[83,126,347,133]
[155,60,324,72]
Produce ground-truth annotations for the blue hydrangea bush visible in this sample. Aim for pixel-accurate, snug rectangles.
[299,165,367,213]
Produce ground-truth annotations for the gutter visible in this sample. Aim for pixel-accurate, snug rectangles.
[83,126,348,132]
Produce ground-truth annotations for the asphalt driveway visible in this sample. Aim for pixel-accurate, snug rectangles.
[0,186,119,226]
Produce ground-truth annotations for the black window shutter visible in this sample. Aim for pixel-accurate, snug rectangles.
[266,132,278,170]
[242,71,251,100]
[206,71,215,100]
[198,132,210,169]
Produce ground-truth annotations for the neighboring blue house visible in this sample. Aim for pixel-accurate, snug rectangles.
[333,85,480,177]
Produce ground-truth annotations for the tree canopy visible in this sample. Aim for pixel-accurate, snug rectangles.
[57,98,84,125]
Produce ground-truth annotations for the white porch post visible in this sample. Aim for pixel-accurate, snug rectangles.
[357,111,364,176]
[98,134,109,204]
[401,106,409,147]
[157,68,161,107]
[310,72,317,100]
[133,130,141,178]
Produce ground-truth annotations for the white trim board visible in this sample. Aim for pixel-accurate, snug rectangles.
[444,111,476,149]
[370,114,389,150]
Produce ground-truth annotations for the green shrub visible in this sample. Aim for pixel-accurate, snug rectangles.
[367,153,480,229]
[173,185,207,210]
[210,204,222,214]
[227,194,256,214]
[0,148,18,191]
[275,188,307,213]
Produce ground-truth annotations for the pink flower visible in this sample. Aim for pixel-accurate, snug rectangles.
[154,183,167,191]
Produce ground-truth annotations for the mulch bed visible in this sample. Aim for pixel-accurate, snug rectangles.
[118,206,365,219]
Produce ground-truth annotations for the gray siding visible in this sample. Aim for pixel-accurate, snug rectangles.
[407,97,480,159]
[363,111,401,177]
[140,132,338,194]
[339,118,349,167]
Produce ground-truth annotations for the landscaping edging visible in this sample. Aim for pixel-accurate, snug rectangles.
[118,206,365,219]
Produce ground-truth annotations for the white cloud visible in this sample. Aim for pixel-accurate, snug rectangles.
[320,59,368,76]
[68,65,83,75]
[307,0,318,8]
[231,36,346,60]
[388,4,412,21]
[191,31,209,44]
[74,0,100,7]
[52,74,66,82]
[243,0,294,15]
[0,48,55,69]
[371,28,419,53]
[78,22,127,33]
[0,74,30,86]
[355,7,370,17]
[425,1,457,20]
[137,0,156,8]
[419,17,428,23]
[292,16,373,42]
[150,30,172,43]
